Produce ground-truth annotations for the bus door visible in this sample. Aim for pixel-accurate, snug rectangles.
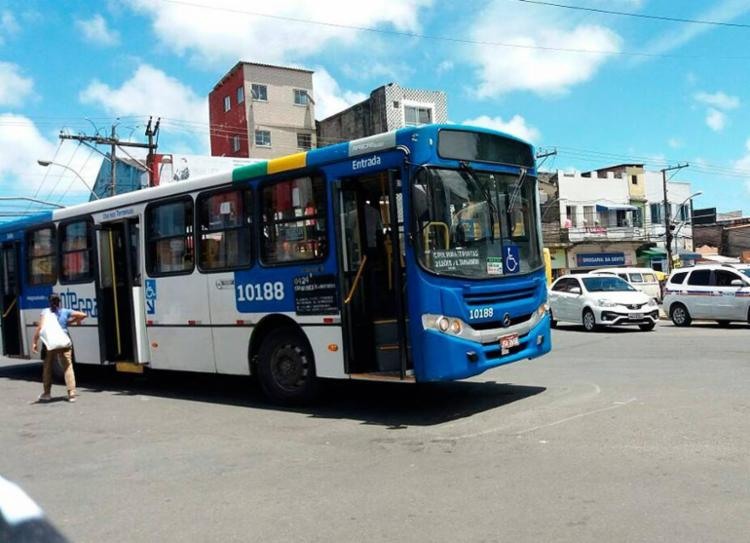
[0,242,23,356]
[96,219,148,366]
[335,169,410,378]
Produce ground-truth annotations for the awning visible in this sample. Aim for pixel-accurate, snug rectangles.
[596,203,638,212]
[638,247,666,257]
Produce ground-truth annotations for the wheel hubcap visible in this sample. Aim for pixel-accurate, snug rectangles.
[584,313,594,329]
[271,344,308,392]
[674,308,685,323]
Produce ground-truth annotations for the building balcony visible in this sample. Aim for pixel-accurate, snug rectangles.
[566,226,649,243]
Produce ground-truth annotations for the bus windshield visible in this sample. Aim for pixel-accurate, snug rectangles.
[412,167,541,278]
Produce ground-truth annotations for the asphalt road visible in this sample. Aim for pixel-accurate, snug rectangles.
[1,321,749,542]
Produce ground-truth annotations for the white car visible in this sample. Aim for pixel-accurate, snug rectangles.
[549,274,660,332]
[663,264,750,326]
[590,267,662,301]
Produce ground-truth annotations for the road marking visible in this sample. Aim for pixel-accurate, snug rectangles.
[516,398,637,435]
[433,397,637,441]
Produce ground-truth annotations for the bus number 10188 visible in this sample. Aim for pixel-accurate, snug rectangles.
[236,282,285,302]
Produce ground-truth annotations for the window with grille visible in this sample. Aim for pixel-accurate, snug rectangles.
[60,220,93,283]
[146,198,194,276]
[197,188,252,271]
[251,84,267,101]
[260,176,326,264]
[26,226,56,285]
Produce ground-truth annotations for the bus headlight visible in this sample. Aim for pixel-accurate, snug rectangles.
[437,316,450,332]
[537,302,549,317]
[450,319,462,334]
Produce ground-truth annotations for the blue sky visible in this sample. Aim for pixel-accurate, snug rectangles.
[2,0,750,214]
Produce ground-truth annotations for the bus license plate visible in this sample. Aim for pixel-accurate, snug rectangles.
[500,334,519,354]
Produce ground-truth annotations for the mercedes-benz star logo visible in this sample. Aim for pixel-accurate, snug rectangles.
[502,313,512,328]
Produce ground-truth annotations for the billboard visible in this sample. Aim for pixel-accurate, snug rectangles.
[152,154,262,186]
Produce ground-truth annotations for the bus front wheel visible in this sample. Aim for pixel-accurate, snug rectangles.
[257,328,318,404]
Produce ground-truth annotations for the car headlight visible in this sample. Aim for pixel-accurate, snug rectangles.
[647,298,658,307]
[597,299,618,308]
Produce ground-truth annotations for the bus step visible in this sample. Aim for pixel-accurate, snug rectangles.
[349,372,415,383]
[115,362,145,374]
[374,320,398,345]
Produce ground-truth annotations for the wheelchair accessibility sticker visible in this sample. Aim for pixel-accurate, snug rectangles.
[145,279,156,314]
[503,245,520,274]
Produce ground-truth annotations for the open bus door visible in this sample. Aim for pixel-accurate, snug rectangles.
[0,242,23,356]
[96,219,149,371]
[334,169,411,380]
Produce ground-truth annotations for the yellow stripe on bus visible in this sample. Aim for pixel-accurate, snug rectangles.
[267,152,307,175]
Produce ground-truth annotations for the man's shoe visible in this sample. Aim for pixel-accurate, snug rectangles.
[67,393,77,403]
[37,393,52,402]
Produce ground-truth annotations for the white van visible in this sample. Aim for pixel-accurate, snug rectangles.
[590,267,662,301]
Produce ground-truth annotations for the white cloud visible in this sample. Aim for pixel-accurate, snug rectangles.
[694,91,740,110]
[312,68,367,120]
[0,114,103,204]
[638,0,750,59]
[80,64,207,124]
[436,60,454,75]
[706,108,727,132]
[76,14,120,46]
[0,10,19,44]
[468,1,622,97]
[734,138,750,172]
[668,138,683,149]
[80,64,208,152]
[0,62,33,107]
[462,114,540,143]
[124,0,433,66]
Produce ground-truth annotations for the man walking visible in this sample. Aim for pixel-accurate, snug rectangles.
[31,294,87,403]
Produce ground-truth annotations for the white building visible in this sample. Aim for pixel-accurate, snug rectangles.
[547,165,696,273]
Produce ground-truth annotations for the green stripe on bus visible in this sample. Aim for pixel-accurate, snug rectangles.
[232,162,268,182]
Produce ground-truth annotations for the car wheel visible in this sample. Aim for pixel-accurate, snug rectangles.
[639,322,656,331]
[716,320,731,328]
[549,310,557,328]
[670,303,692,327]
[582,308,597,332]
[257,327,319,405]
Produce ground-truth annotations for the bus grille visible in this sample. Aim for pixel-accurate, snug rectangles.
[463,287,536,306]
[471,313,533,330]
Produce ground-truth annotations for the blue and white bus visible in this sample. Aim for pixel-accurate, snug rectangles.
[0,124,551,403]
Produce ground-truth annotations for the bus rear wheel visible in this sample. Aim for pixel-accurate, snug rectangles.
[257,328,318,404]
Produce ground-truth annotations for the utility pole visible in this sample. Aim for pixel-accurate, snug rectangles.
[145,117,161,187]
[58,118,160,197]
[661,163,689,274]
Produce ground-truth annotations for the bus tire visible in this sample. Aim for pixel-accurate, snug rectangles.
[257,327,318,404]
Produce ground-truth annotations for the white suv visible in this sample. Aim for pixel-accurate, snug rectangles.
[663,265,750,326]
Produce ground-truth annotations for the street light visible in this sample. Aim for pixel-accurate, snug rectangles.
[37,160,100,200]
[670,191,703,257]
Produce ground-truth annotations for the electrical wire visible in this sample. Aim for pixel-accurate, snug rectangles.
[514,0,750,29]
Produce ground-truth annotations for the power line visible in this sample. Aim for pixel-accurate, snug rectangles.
[515,0,750,29]
[156,0,750,61]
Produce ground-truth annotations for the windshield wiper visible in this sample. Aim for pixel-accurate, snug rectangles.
[459,161,496,242]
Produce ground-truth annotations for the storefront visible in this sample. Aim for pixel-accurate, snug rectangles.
[567,244,638,273]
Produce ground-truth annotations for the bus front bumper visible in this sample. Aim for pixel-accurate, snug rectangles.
[417,313,551,382]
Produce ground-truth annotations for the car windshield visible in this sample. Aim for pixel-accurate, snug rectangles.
[739,268,750,278]
[412,167,542,278]
[582,276,636,292]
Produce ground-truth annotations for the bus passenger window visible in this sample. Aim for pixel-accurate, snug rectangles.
[26,226,57,285]
[146,198,194,275]
[198,188,252,271]
[261,176,326,264]
[60,220,93,283]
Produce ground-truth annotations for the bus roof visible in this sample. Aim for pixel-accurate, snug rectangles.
[2,124,534,229]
